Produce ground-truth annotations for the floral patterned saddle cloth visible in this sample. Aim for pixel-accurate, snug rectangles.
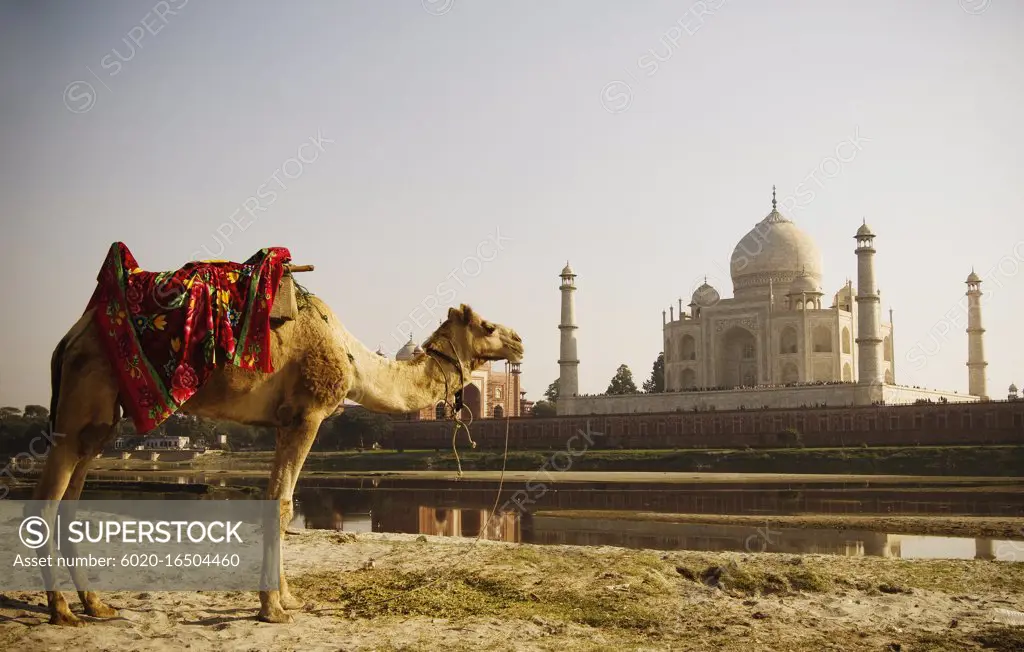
[85,242,292,433]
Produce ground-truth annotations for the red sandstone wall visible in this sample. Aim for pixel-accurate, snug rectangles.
[387,401,1024,450]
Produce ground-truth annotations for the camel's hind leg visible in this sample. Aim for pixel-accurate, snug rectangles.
[258,412,326,623]
[62,448,119,619]
[32,440,86,626]
[35,320,120,625]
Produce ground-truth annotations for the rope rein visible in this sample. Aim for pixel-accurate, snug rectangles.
[338,339,512,610]
[283,284,515,610]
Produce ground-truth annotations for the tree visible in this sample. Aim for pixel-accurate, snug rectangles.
[315,409,393,450]
[23,405,49,420]
[544,379,560,403]
[0,407,22,419]
[641,352,665,394]
[606,364,638,395]
[531,401,557,418]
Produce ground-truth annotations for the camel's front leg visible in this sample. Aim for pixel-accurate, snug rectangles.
[259,413,323,623]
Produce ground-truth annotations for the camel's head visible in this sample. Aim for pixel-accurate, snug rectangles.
[437,304,524,367]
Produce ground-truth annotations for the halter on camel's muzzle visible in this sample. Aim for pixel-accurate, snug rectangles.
[424,340,466,415]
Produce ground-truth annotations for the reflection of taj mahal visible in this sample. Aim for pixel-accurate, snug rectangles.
[557,189,989,415]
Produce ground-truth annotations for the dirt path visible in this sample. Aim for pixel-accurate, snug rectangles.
[2,531,1023,651]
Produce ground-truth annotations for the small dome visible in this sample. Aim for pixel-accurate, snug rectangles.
[788,270,821,295]
[832,284,853,303]
[856,221,874,237]
[396,338,417,361]
[561,261,575,276]
[691,281,720,307]
[967,270,981,283]
[1010,383,1018,393]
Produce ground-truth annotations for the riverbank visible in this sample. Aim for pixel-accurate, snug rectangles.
[81,444,1024,477]
[2,531,1023,651]
[536,511,1024,541]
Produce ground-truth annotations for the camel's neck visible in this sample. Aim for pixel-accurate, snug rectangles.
[343,332,463,414]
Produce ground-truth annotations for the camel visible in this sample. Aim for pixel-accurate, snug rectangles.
[34,297,524,625]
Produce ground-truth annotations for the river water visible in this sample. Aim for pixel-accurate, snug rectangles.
[13,472,1024,562]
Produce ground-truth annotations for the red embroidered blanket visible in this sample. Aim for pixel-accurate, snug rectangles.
[86,242,291,433]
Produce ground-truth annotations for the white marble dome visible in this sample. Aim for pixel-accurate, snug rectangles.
[396,338,418,361]
[691,281,721,307]
[730,207,823,298]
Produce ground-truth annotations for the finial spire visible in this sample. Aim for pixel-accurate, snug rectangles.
[704,274,707,284]
[772,185,777,211]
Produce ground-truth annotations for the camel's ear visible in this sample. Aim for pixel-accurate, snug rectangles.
[448,305,474,324]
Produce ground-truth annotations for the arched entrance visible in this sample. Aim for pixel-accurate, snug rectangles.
[681,367,697,389]
[460,382,483,420]
[717,326,758,388]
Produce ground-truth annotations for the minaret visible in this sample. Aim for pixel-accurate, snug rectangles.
[509,362,522,416]
[966,269,988,399]
[854,220,884,385]
[558,262,579,398]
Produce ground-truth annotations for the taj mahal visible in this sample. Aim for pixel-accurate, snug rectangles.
[556,189,989,415]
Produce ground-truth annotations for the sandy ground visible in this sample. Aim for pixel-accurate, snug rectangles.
[2,530,1024,651]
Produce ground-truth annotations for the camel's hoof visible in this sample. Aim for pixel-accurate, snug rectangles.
[280,594,302,611]
[85,603,118,619]
[258,606,294,624]
[49,611,84,627]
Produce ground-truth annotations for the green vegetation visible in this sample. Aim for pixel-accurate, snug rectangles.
[605,364,638,395]
[288,537,1024,651]
[641,351,665,394]
[0,408,392,456]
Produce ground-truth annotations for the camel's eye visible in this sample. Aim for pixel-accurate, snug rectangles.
[482,322,497,334]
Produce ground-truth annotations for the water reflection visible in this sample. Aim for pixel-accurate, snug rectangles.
[285,487,1023,562]
[50,473,1024,561]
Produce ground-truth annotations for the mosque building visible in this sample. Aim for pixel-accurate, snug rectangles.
[556,189,986,416]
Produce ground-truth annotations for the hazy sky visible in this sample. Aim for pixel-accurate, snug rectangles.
[1,0,1022,409]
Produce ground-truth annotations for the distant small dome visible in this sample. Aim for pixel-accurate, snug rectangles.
[967,270,982,283]
[691,281,720,307]
[396,338,417,361]
[561,261,575,276]
[1010,383,1018,393]
[856,221,874,237]
[832,284,854,307]
[788,269,821,295]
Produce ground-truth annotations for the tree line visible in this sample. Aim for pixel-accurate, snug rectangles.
[0,405,395,455]
[529,351,665,417]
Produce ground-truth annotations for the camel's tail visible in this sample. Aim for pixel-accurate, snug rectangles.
[49,336,68,434]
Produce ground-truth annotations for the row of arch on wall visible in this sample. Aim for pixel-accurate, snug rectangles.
[433,382,506,419]
[668,362,895,388]
[778,326,892,361]
[670,327,892,361]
